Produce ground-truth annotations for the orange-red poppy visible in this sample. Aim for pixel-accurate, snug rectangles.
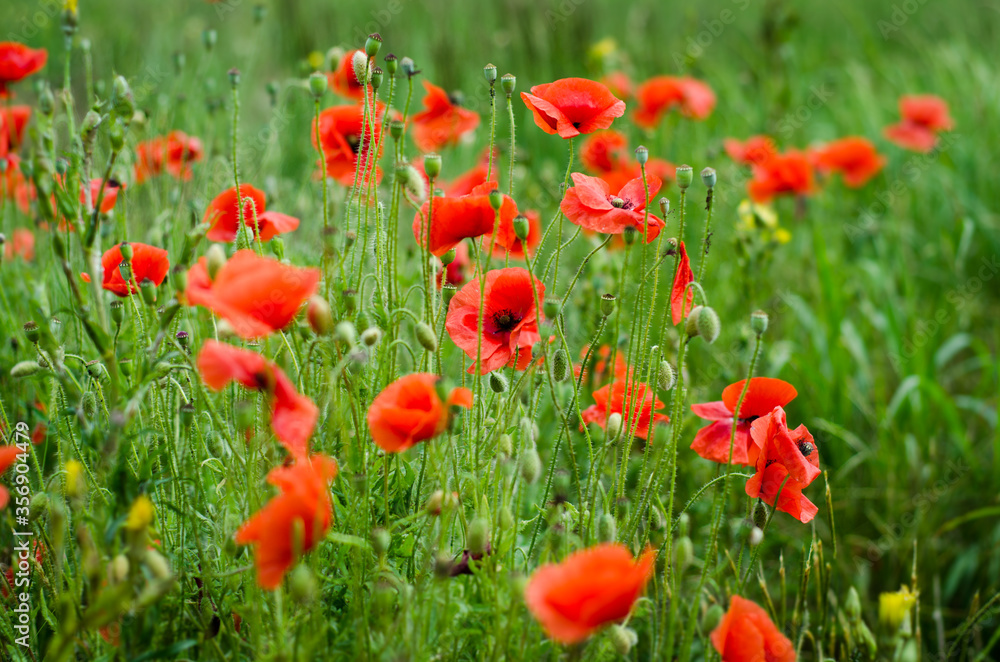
[884,94,953,152]
[601,71,633,100]
[0,42,47,97]
[0,445,25,509]
[100,242,169,298]
[235,454,338,589]
[724,135,777,166]
[411,81,480,152]
[580,130,629,173]
[746,406,820,523]
[198,340,318,457]
[574,344,629,385]
[0,105,30,155]
[525,543,655,644]
[83,178,124,214]
[560,172,664,242]
[810,137,885,188]
[185,249,320,339]
[690,377,798,465]
[521,78,626,139]
[3,228,34,261]
[581,379,669,441]
[670,241,694,326]
[328,49,367,101]
[634,76,715,129]
[445,267,544,374]
[413,181,519,257]
[711,595,796,662]
[600,158,675,196]
[366,373,473,453]
[134,131,203,183]
[313,102,385,187]
[747,150,816,202]
[203,184,300,243]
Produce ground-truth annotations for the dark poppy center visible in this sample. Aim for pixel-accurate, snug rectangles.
[490,308,522,333]
[347,134,361,154]
[798,441,814,457]
[572,122,581,129]
[608,196,635,210]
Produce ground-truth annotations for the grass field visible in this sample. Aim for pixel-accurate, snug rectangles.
[1,0,998,659]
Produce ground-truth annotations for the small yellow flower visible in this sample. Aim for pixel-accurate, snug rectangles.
[879,585,918,630]
[126,495,155,532]
[588,38,618,62]
[738,199,791,244]
[307,50,325,71]
[64,460,85,499]
[64,0,79,13]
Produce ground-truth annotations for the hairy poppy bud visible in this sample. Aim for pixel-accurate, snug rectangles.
[383,53,398,75]
[597,512,617,542]
[696,306,720,343]
[110,300,124,326]
[334,320,356,345]
[371,528,391,557]
[513,214,530,241]
[139,278,157,305]
[543,298,560,319]
[29,492,49,521]
[675,536,694,569]
[606,412,623,442]
[845,587,862,623]
[289,565,317,604]
[600,293,616,317]
[702,604,724,633]
[206,244,227,280]
[396,161,427,201]
[426,491,445,516]
[497,433,513,456]
[423,153,442,179]
[520,446,542,484]
[609,625,637,656]
[500,73,516,97]
[635,145,648,165]
[110,554,130,584]
[415,322,437,352]
[676,164,693,189]
[751,309,769,335]
[659,197,669,217]
[489,371,507,393]
[119,241,134,262]
[202,29,217,51]
[483,63,497,84]
[686,305,703,338]
[308,71,327,98]
[400,57,416,77]
[701,166,717,189]
[749,526,764,546]
[361,327,382,346]
[552,348,569,382]
[467,517,490,556]
[658,360,676,391]
[11,360,43,378]
[390,119,404,141]
[82,391,98,418]
[352,50,369,84]
[39,85,55,116]
[307,296,333,336]
[488,188,503,211]
[370,66,383,91]
[365,33,382,58]
[622,225,638,245]
[752,501,768,530]
[81,110,101,139]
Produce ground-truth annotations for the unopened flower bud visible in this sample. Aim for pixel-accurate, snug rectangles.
[845,587,862,623]
[400,57,415,77]
[489,371,508,393]
[334,320,356,345]
[701,167,717,188]
[206,244,227,280]
[11,360,43,378]
[658,360,676,391]
[520,447,542,484]
[609,625,638,656]
[513,215,530,241]
[145,549,172,580]
[29,492,49,521]
[308,71,327,98]
[597,512,617,543]
[696,306,720,343]
[467,517,490,556]
[39,86,54,116]
[606,412,623,442]
[552,348,570,382]
[289,564,317,604]
[751,309,769,335]
[361,327,382,347]
[365,33,382,58]
[675,536,694,568]
[253,3,267,23]
[600,293,616,317]
[497,433,513,456]
[488,188,503,211]
[702,604,724,633]
[371,528,391,557]
[352,50,369,84]
[635,145,648,165]
[415,322,437,352]
[423,153,441,179]
[307,296,333,336]
[676,165,693,189]
[752,501,769,530]
[139,278,157,305]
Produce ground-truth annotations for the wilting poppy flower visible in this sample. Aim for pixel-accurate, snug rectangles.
[561,172,664,242]
[811,137,886,188]
[412,81,480,152]
[198,340,318,457]
[100,242,169,297]
[4,228,34,261]
[521,78,626,139]
[235,454,338,589]
[581,379,669,441]
[445,267,544,374]
[580,130,629,173]
[487,209,541,259]
[0,105,31,154]
[0,43,47,97]
[134,131,203,183]
[748,151,816,202]
[634,76,716,129]
[203,184,300,243]
[413,181,518,257]
[0,445,25,509]
[724,135,778,166]
[711,595,796,662]
[525,543,655,644]
[367,373,473,453]
[884,94,953,152]
[670,241,694,326]
[314,102,384,187]
[185,249,320,339]
[690,377,798,465]
[328,49,367,101]
[746,406,820,523]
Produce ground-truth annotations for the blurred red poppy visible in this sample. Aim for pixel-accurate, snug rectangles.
[884,94,953,152]
[0,105,31,155]
[313,102,385,187]
[635,76,715,128]
[185,249,320,339]
[100,242,169,297]
[413,181,518,257]
[521,78,626,139]
[724,135,777,166]
[203,184,300,243]
[135,131,203,183]
[83,178,125,213]
[746,406,821,523]
[711,595,795,662]
[574,344,629,384]
[4,228,34,261]
[0,42,47,97]
[670,241,694,326]
[582,379,669,441]
[580,130,629,172]
[367,373,473,453]
[525,543,654,644]
[811,137,886,187]
[561,172,664,242]
[0,445,25,509]
[601,71,633,99]
[412,81,480,152]
[748,150,816,202]
[445,267,544,374]
[690,377,798,465]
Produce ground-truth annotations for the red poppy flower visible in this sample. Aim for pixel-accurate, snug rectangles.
[574,344,629,384]
[525,543,654,644]
[0,105,31,155]
[670,241,694,326]
[313,102,384,187]
[4,228,34,261]
[0,43,47,97]
[367,373,473,453]
[561,172,664,242]
[0,445,25,509]
[328,49,367,101]
[235,454,338,589]
[581,379,669,441]
[203,184,300,243]
[100,242,169,298]
[580,130,629,173]
[746,406,820,523]
[134,131,203,183]
[198,340,318,457]
[521,78,626,139]
[486,209,541,260]
[413,181,519,257]
[602,71,633,100]
[811,137,886,187]
[442,161,488,196]
[445,267,544,374]
[598,158,675,196]
[634,76,716,129]
[690,377,798,465]
[711,595,796,662]
[411,81,480,152]
[724,135,777,166]
[747,150,816,202]
[884,95,953,152]
[83,178,124,213]
[185,249,320,339]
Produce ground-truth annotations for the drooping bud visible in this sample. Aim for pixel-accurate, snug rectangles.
[520,446,542,484]
[695,306,721,343]
[423,153,442,179]
[675,536,694,569]
[307,296,333,336]
[365,33,382,58]
[701,166,717,189]
[489,371,508,393]
[658,360,676,391]
[308,71,328,98]
[467,517,490,556]
[676,165,694,189]
[11,361,43,378]
[334,320,356,345]
[415,322,437,352]
[751,309,769,335]
[552,349,569,382]
[600,293,616,317]
[609,625,638,656]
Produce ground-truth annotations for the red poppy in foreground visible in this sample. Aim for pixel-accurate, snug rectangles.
[690,377,798,465]
[884,94,953,152]
[185,249,320,339]
[198,340,318,457]
[746,406,821,523]
[100,242,170,297]
[314,103,385,186]
[412,81,480,152]
[748,151,816,202]
[367,373,473,453]
[711,595,796,662]
[445,267,544,374]
[135,131,203,183]
[811,137,886,187]
[0,42,47,97]
[203,184,300,243]
[582,379,669,441]
[4,228,34,261]
[521,78,626,139]
[0,105,31,154]
[328,49,367,101]
[724,135,777,166]
[561,173,664,242]
[235,454,338,589]
[0,445,25,509]
[525,543,654,644]
[634,76,716,129]
[670,241,694,326]
[413,182,518,257]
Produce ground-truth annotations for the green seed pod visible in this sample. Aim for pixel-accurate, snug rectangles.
[605,412,623,443]
[308,71,328,98]
[370,66,383,90]
[600,293,616,317]
[483,63,497,84]
[659,197,669,217]
[390,120,404,141]
[383,53,398,75]
[415,322,437,352]
[139,278,157,305]
[658,360,676,391]
[622,225,638,245]
[489,371,508,393]
[29,492,49,521]
[552,348,569,382]
[500,73,516,98]
[696,306,721,344]
[289,564,317,604]
[513,214,530,241]
[609,624,638,656]
[751,309,769,335]
[543,298,560,320]
[365,32,382,58]
[520,447,542,484]
[676,164,694,189]
[597,512,617,543]
[423,153,442,179]
[110,300,124,326]
[634,145,648,165]
[488,188,503,212]
[371,528,391,557]
[467,517,490,556]
[752,501,769,530]
[440,248,457,266]
[702,604,724,633]
[701,167,717,189]
[11,360,43,378]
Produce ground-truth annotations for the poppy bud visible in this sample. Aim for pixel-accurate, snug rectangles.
[609,625,638,656]
[396,162,427,201]
[370,66,383,90]
[749,526,764,546]
[11,360,43,378]
[81,110,101,139]
[675,536,694,569]
[606,412,623,443]
[440,248,457,267]
[139,278,157,305]
[171,266,188,293]
[365,33,382,58]
[206,244,227,280]
[622,225,638,245]
[658,360,676,391]
[483,63,497,84]
[112,76,135,119]
[467,517,490,556]
[751,309,769,335]
[253,3,267,23]
[400,57,416,77]
[520,446,542,484]
[488,188,503,211]
[425,490,445,516]
[108,119,126,151]
[597,512,617,542]
[145,549,173,581]
[696,306,720,344]
[423,153,442,179]
[513,215,530,241]
[39,85,55,116]
[500,73,516,97]
[110,300,124,326]
[119,358,133,377]
[308,71,327,98]
[701,167,717,189]
[383,53,398,75]
[352,50,369,84]
[371,528,391,557]
[635,145,648,165]
[82,391,98,418]
[289,565,317,604]
[307,296,333,336]
[552,348,569,382]
[202,29,217,51]
[543,298,560,319]
[489,371,508,393]
[856,620,878,657]
[390,120,404,141]
[702,604,724,633]
[228,68,241,88]
[29,492,49,521]
[752,501,768,530]
[334,321,357,345]
[497,433,513,456]
[415,321,437,352]
[845,587,862,623]
[676,164,693,189]
[361,327,382,347]
[599,293,616,317]
[686,306,703,338]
